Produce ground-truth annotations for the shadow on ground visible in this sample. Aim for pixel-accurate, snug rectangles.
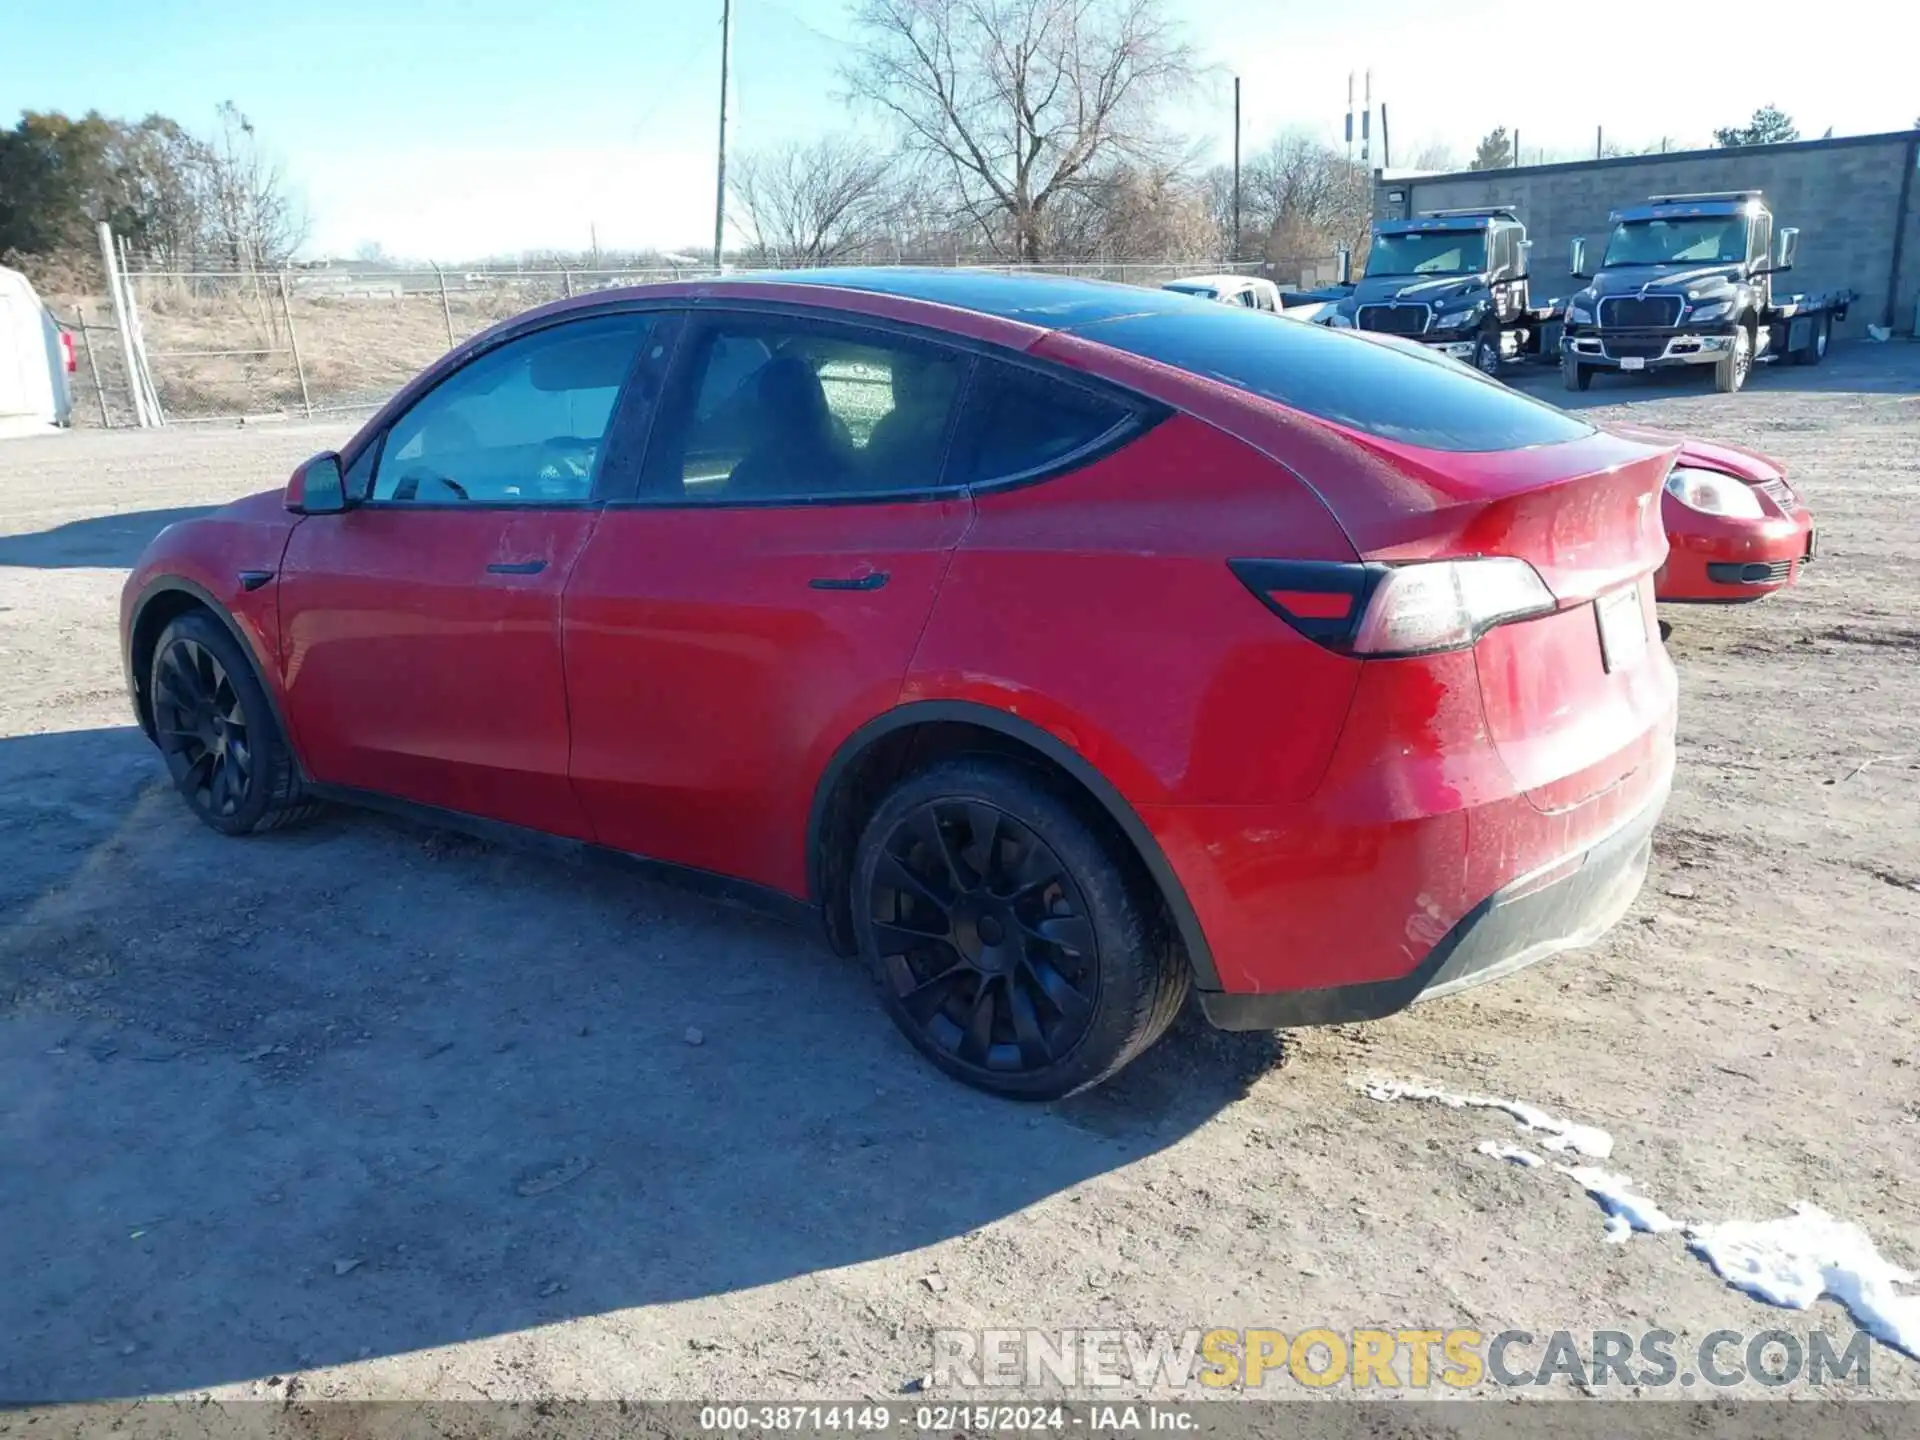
[0,508,218,569]
[0,727,1279,1402]
[1507,340,1920,412]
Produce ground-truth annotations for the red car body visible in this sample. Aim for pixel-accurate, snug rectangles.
[121,271,1679,1061]
[1655,435,1815,602]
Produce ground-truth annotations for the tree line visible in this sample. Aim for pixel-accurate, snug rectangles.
[0,103,306,287]
[4,0,1890,294]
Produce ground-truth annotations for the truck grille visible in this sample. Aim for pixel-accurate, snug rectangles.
[1358,304,1431,336]
[1600,296,1683,329]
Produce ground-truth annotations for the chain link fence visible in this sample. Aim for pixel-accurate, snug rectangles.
[65,260,1264,427]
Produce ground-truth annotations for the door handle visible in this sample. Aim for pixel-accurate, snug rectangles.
[808,571,889,592]
[487,560,547,575]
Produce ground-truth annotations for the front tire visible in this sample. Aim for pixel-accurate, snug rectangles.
[150,611,319,836]
[1472,330,1501,377]
[852,758,1188,1100]
[1562,354,1593,391]
[1715,323,1753,393]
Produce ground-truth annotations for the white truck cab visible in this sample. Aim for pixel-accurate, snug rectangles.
[1163,274,1284,312]
[0,266,76,438]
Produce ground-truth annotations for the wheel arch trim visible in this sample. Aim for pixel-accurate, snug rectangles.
[805,699,1222,992]
[127,576,301,767]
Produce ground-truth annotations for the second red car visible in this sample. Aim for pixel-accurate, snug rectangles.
[1654,434,1815,602]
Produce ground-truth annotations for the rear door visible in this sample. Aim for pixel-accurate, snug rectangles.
[278,310,660,837]
[563,309,974,895]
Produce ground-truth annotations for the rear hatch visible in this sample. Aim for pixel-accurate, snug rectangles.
[1034,314,1678,811]
[1335,426,1677,810]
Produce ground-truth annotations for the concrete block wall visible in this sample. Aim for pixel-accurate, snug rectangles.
[1375,132,1920,340]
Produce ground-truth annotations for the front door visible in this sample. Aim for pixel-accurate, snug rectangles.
[278,310,660,838]
[563,310,976,895]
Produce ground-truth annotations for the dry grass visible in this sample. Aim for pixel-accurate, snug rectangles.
[50,275,578,424]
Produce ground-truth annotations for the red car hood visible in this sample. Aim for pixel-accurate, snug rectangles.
[1611,424,1784,484]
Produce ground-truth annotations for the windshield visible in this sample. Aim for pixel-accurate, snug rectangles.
[1603,217,1748,267]
[1165,283,1219,299]
[1364,230,1487,278]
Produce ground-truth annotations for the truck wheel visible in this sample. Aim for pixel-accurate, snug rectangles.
[1472,331,1501,377]
[1714,325,1753,393]
[1562,355,1592,391]
[1793,314,1830,366]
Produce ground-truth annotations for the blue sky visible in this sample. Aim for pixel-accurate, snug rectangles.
[5,0,1915,259]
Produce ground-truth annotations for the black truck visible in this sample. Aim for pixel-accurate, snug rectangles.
[1560,191,1854,394]
[1324,208,1557,374]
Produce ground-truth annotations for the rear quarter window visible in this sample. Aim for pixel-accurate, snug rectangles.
[1078,306,1593,452]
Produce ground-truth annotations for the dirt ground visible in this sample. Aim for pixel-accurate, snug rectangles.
[1,347,1916,1408]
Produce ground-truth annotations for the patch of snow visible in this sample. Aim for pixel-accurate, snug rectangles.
[1475,1141,1544,1168]
[1688,1204,1920,1360]
[1554,1165,1682,1244]
[1361,1077,1613,1159]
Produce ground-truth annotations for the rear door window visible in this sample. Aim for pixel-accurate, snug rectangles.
[641,316,970,502]
[1078,306,1593,452]
[950,361,1137,486]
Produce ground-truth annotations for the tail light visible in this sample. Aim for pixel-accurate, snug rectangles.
[1229,557,1556,658]
[60,331,77,374]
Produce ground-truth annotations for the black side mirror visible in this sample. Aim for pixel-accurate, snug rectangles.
[286,452,347,515]
[1335,248,1353,286]
[1569,237,1590,280]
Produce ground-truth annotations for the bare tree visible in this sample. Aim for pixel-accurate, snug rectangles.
[1236,132,1369,275]
[730,136,899,265]
[201,101,308,271]
[1409,140,1459,171]
[844,0,1195,262]
[1046,159,1212,262]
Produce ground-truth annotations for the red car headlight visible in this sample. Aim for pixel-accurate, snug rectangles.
[1665,466,1764,520]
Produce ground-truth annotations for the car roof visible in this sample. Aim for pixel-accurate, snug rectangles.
[727,266,1213,327]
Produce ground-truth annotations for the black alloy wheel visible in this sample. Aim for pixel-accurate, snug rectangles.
[853,758,1188,1099]
[870,798,1098,1072]
[148,610,320,835]
[154,634,255,821]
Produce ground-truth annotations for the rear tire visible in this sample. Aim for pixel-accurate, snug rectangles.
[852,757,1188,1100]
[1562,354,1592,391]
[149,611,320,836]
[1793,313,1830,366]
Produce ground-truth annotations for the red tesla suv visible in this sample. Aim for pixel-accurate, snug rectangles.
[121,271,1678,1098]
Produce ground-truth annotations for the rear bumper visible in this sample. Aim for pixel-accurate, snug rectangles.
[1657,503,1813,603]
[1198,766,1670,1030]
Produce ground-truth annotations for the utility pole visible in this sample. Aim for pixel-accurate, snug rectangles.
[1345,73,1354,167]
[1380,102,1391,170]
[712,0,732,271]
[1596,124,1604,159]
[1231,76,1242,264]
[1360,69,1371,169]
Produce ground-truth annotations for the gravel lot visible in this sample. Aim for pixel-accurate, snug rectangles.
[2,347,1916,1407]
